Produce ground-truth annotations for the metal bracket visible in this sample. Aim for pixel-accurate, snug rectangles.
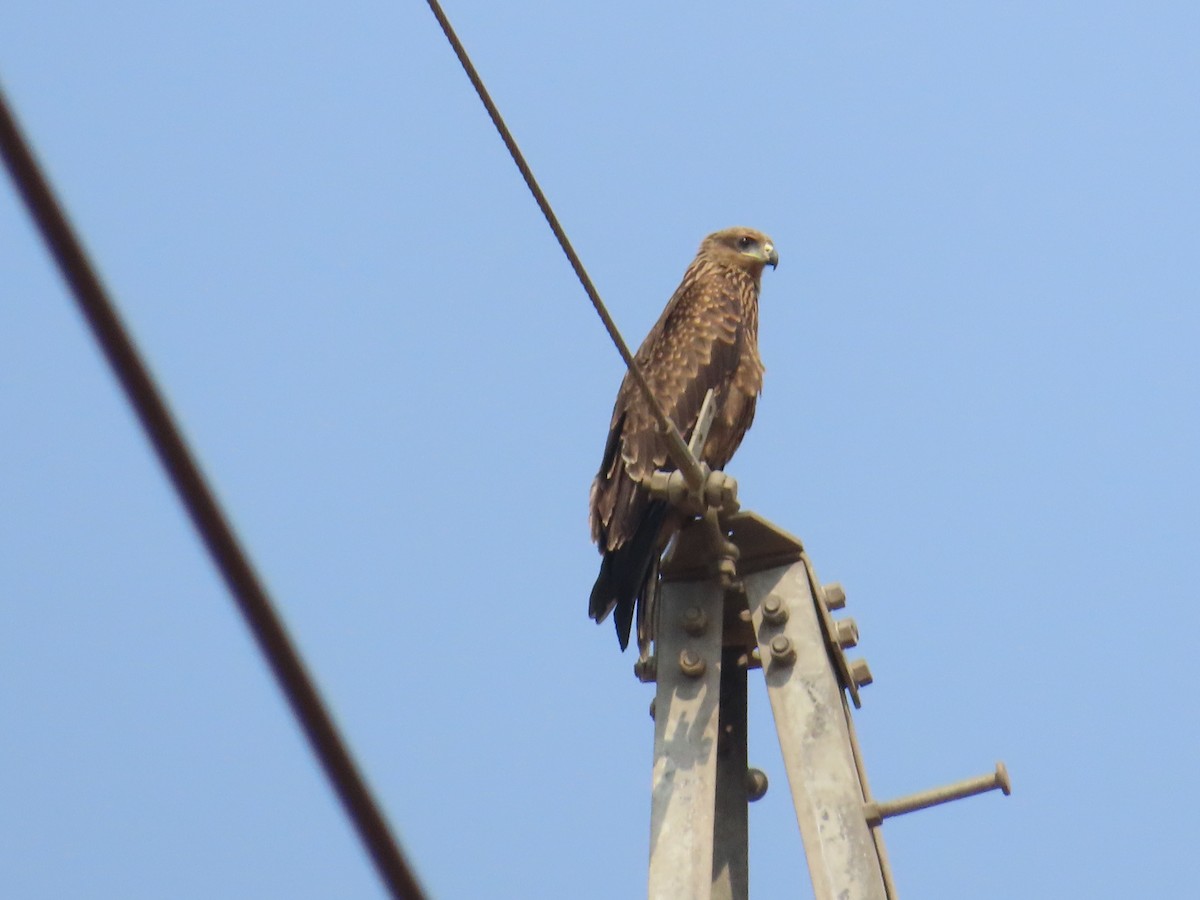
[638,389,739,672]
[644,510,1014,899]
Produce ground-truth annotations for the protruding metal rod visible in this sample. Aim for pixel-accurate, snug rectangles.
[424,0,705,492]
[864,762,1011,825]
[0,81,427,900]
[689,389,718,457]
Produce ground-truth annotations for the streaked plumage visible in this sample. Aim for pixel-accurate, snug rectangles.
[588,227,778,650]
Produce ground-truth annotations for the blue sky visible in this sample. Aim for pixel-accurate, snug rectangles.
[2,2,1197,897]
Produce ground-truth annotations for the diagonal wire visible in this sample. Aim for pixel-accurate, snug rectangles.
[424,0,706,492]
[0,83,426,900]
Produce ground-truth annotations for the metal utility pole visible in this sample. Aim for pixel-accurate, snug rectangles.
[642,510,1010,899]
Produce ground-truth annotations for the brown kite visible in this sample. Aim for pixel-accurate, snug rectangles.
[588,227,778,650]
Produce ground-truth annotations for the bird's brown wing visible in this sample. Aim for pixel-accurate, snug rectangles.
[591,260,745,546]
[588,261,758,644]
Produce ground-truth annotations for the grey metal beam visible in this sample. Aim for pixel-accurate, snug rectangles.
[744,562,887,900]
[648,577,725,900]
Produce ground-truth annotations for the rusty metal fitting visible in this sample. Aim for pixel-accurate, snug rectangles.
[679,648,707,678]
[761,594,789,626]
[768,634,796,666]
[681,606,708,636]
[835,617,859,649]
[746,768,769,802]
[822,582,846,611]
[848,658,872,688]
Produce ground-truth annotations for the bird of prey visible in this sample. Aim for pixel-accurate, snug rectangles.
[588,227,778,650]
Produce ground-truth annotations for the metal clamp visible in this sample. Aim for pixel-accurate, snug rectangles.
[646,466,739,516]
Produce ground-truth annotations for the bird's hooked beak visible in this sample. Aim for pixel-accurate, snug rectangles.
[764,243,779,269]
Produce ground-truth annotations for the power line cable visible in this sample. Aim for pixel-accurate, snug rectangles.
[424,0,707,492]
[0,82,426,900]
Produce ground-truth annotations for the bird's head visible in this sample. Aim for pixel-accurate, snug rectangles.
[700,227,779,278]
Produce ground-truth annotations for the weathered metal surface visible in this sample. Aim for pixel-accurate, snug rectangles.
[648,578,725,900]
[744,562,888,900]
[661,511,805,583]
[866,762,1011,824]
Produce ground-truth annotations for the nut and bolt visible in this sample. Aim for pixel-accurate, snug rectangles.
[737,648,762,670]
[848,657,873,688]
[761,594,789,626]
[835,617,859,649]
[633,656,657,683]
[768,634,796,666]
[682,606,708,636]
[715,557,737,587]
[679,648,707,678]
[823,582,846,611]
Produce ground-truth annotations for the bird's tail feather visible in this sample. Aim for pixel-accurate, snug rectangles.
[589,501,668,651]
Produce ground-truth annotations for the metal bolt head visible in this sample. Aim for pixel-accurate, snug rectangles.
[682,606,708,636]
[761,594,789,626]
[649,698,656,721]
[835,617,859,649]
[746,768,769,802]
[823,582,847,610]
[679,648,707,678]
[737,648,762,671]
[633,656,657,683]
[848,657,873,688]
[768,634,796,666]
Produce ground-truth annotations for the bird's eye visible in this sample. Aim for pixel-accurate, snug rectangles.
[737,235,755,250]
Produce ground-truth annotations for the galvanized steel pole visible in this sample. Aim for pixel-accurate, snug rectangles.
[744,561,889,900]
